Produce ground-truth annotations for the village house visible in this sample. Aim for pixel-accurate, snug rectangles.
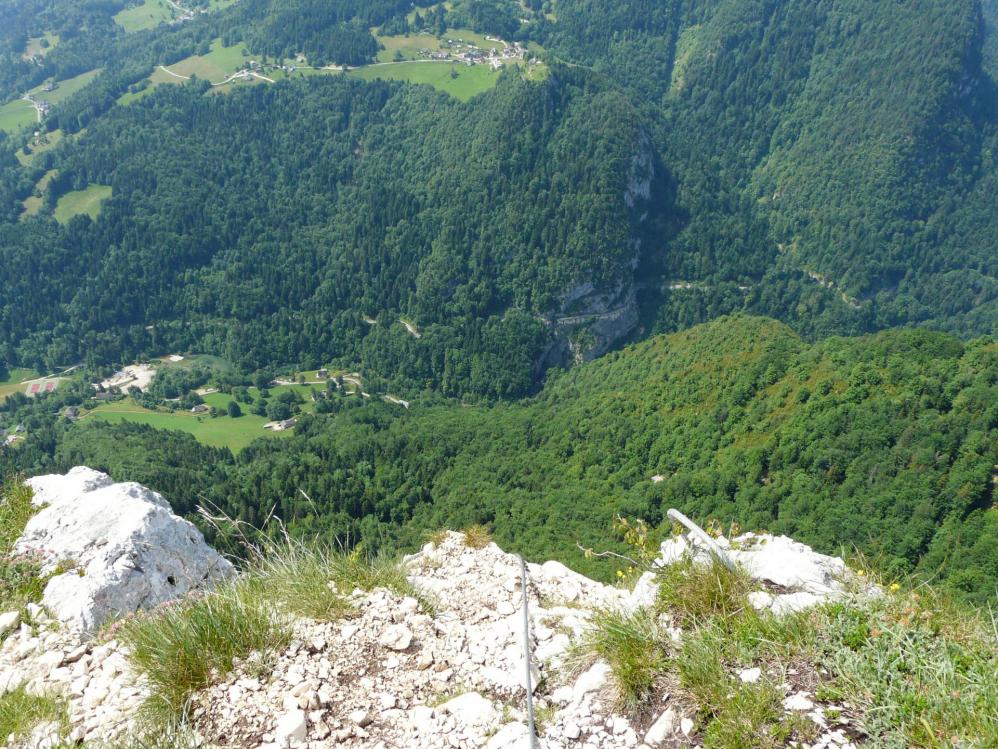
[191,404,210,414]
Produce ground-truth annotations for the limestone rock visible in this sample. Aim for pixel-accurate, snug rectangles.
[0,610,21,636]
[644,707,675,745]
[18,467,234,633]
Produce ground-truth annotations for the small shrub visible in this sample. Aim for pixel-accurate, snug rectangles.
[119,581,289,720]
[0,685,67,743]
[570,607,668,709]
[656,555,752,626]
[461,524,492,549]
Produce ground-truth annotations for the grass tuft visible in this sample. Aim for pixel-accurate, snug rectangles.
[461,524,493,549]
[118,580,289,720]
[0,479,47,612]
[656,555,752,626]
[0,685,67,743]
[247,539,435,618]
[570,607,668,710]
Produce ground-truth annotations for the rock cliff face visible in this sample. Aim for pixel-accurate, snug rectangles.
[539,133,654,371]
[1,469,868,749]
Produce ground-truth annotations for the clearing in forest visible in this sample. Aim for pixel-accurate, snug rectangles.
[114,0,176,32]
[54,185,112,224]
[349,62,499,102]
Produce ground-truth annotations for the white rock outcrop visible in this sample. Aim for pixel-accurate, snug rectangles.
[16,467,233,633]
[3,471,867,749]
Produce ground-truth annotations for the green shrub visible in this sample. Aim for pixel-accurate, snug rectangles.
[570,607,668,709]
[119,581,289,720]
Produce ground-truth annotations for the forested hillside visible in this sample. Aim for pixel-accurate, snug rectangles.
[7,317,995,603]
[2,72,654,398]
[0,0,995,396]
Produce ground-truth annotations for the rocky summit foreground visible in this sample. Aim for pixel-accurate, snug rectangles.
[3,469,876,749]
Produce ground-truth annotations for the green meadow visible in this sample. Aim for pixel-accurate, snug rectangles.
[0,369,40,401]
[53,185,112,224]
[0,100,35,135]
[84,382,330,452]
[114,0,175,32]
[151,40,251,85]
[349,61,499,101]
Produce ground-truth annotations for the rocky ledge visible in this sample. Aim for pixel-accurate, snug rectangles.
[1,469,871,749]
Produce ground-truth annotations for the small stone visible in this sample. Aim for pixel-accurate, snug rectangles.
[350,708,373,727]
[644,708,675,746]
[378,624,413,651]
[783,692,815,711]
[274,709,307,745]
[680,717,694,736]
[0,610,20,636]
[565,721,582,740]
[739,667,762,683]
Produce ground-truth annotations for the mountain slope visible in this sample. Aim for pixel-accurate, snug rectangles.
[38,317,998,603]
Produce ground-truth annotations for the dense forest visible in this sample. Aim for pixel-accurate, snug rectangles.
[0,0,994,395]
[4,318,996,604]
[0,1,996,604]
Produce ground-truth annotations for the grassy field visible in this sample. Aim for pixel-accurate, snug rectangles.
[152,40,251,85]
[16,129,64,166]
[114,0,175,32]
[21,169,56,218]
[84,381,328,452]
[0,369,40,401]
[53,185,112,224]
[374,28,498,63]
[0,100,35,135]
[83,400,283,453]
[35,69,102,105]
[23,32,59,58]
[349,61,500,101]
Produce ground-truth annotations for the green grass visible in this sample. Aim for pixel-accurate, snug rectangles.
[118,580,290,720]
[119,542,431,721]
[32,68,101,105]
[23,32,59,59]
[0,368,39,400]
[21,169,56,218]
[82,381,328,452]
[16,130,63,166]
[83,399,282,452]
[374,28,499,63]
[656,555,753,626]
[0,481,45,613]
[53,184,112,223]
[114,0,175,32]
[0,99,36,135]
[348,61,500,101]
[0,686,67,744]
[151,39,251,85]
[569,607,668,710]
[246,539,434,620]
